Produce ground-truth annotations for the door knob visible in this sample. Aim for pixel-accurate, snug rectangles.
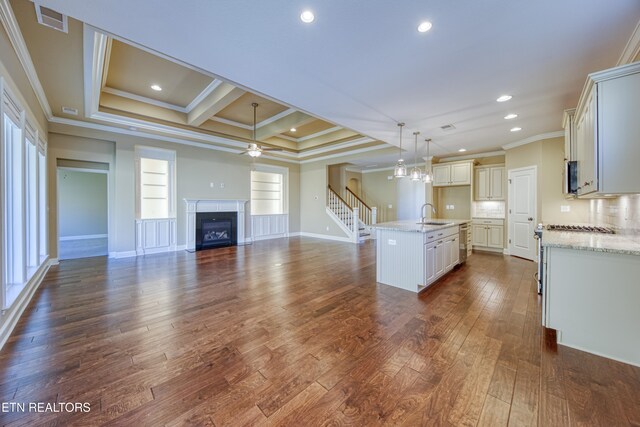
[528,217,533,221]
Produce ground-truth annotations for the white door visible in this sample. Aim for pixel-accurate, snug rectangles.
[425,243,436,284]
[508,166,537,261]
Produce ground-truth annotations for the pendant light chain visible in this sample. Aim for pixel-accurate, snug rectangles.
[394,123,407,178]
[410,131,422,181]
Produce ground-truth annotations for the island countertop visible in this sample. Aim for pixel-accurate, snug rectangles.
[370,219,471,233]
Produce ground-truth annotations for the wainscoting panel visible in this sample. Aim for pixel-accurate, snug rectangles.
[136,218,177,255]
[251,214,289,241]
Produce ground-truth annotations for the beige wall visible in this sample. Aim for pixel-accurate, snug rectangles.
[434,186,471,220]
[361,169,397,222]
[48,123,301,257]
[0,24,47,132]
[505,137,592,225]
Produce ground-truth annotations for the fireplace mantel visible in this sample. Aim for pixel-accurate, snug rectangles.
[184,199,248,251]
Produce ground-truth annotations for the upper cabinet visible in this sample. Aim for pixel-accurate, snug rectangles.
[432,161,473,187]
[574,62,640,197]
[474,165,505,201]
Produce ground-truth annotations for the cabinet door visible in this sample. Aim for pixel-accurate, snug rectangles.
[425,243,436,285]
[433,165,451,187]
[435,243,445,278]
[451,236,460,266]
[489,167,505,200]
[451,163,471,185]
[576,87,597,196]
[472,224,487,246]
[444,239,453,272]
[475,168,490,200]
[487,225,504,248]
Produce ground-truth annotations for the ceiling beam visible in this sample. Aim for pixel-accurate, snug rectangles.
[187,82,244,127]
[255,111,315,140]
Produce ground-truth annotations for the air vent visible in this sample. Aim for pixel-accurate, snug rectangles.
[440,124,456,131]
[61,106,78,116]
[35,4,68,33]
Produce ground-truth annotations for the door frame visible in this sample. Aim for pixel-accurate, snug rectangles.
[56,166,110,260]
[507,165,537,261]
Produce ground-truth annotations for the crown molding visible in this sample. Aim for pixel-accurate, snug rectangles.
[617,19,640,66]
[439,150,505,162]
[501,131,564,150]
[0,0,53,119]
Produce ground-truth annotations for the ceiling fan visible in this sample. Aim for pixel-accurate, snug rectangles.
[240,102,283,157]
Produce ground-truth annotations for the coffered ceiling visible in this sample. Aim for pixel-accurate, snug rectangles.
[9,0,385,162]
[7,0,640,165]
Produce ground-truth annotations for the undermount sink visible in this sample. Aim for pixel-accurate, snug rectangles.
[417,221,454,226]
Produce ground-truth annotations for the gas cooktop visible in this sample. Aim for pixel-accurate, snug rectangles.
[545,224,616,234]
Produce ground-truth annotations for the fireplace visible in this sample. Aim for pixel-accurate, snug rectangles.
[195,212,237,250]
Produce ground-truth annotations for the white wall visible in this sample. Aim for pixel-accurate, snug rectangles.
[57,170,108,238]
[396,178,425,220]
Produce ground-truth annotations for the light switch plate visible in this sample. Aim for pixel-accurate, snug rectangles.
[560,205,570,212]
[388,204,393,209]
[388,239,396,245]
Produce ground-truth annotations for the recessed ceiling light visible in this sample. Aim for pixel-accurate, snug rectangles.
[290,128,297,132]
[150,84,162,91]
[417,21,432,33]
[510,127,522,132]
[496,95,512,102]
[458,148,467,152]
[504,113,518,120]
[300,10,315,23]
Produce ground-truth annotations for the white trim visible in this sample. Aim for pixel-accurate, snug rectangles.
[252,233,288,242]
[185,79,223,113]
[439,150,506,162]
[207,115,253,130]
[108,250,137,259]
[0,0,53,120]
[299,143,389,164]
[296,232,352,243]
[296,126,343,142]
[256,108,296,129]
[358,160,426,174]
[49,115,301,164]
[501,131,564,150]
[59,234,108,241]
[617,19,640,66]
[83,24,109,118]
[102,87,188,113]
[299,136,374,157]
[557,341,640,369]
[0,257,51,351]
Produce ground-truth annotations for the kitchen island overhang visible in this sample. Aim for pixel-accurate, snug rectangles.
[371,219,471,293]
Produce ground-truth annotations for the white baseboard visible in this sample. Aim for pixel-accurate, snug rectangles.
[59,234,108,241]
[473,246,504,254]
[503,248,511,255]
[252,233,288,242]
[109,250,137,259]
[49,257,59,265]
[0,258,52,351]
[297,232,353,243]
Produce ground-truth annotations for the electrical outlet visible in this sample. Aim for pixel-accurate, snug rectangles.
[560,205,570,213]
[388,239,396,245]
[450,204,455,210]
[388,204,393,209]
[387,176,393,180]
[209,182,214,188]
[325,226,329,231]
[219,182,225,189]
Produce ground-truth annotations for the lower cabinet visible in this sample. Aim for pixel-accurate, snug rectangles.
[425,232,460,287]
[472,218,504,251]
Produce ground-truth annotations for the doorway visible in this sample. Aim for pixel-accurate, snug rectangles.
[57,165,109,260]
[508,166,537,261]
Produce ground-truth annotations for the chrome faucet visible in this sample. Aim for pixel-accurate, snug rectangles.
[421,203,436,222]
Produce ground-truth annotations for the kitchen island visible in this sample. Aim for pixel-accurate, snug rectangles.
[370,219,471,293]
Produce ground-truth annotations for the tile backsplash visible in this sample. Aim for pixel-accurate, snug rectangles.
[472,201,505,218]
[589,194,640,235]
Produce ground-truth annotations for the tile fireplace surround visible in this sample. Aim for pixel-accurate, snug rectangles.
[184,199,248,251]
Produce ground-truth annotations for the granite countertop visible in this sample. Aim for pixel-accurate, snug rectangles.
[371,219,470,233]
[542,231,640,256]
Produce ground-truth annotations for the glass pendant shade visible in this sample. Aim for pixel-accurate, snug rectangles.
[410,167,422,181]
[423,137,432,183]
[423,171,432,183]
[410,131,422,181]
[394,122,406,178]
[394,160,407,177]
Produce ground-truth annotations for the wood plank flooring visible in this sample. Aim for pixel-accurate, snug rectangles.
[1,237,639,426]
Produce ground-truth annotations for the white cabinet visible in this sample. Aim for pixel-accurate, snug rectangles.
[423,226,461,288]
[432,161,472,187]
[472,218,504,251]
[574,62,640,197]
[451,235,460,267]
[425,244,436,284]
[474,165,505,200]
[562,108,576,162]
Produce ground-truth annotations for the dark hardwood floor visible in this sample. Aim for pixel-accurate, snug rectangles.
[1,237,639,426]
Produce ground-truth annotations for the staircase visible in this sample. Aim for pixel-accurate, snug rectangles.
[326,186,377,243]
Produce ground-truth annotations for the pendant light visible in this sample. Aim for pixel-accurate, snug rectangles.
[394,122,407,178]
[423,138,433,183]
[410,131,422,181]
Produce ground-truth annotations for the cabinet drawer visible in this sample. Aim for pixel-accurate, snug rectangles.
[424,226,458,243]
[472,218,504,226]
